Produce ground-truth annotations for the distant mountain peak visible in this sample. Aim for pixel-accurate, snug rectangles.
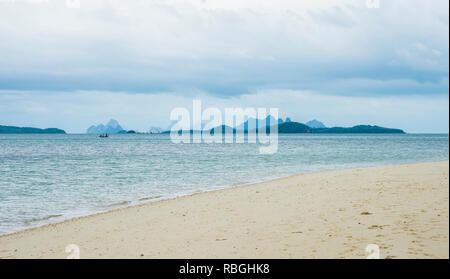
[306,119,326,129]
[235,115,283,131]
[86,119,124,134]
[106,119,120,129]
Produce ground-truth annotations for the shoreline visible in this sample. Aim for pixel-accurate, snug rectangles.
[1,160,445,237]
[0,161,448,258]
[1,160,444,238]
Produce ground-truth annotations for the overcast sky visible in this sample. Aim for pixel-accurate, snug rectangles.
[0,0,448,133]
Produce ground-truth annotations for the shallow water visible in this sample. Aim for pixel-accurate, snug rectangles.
[0,133,448,234]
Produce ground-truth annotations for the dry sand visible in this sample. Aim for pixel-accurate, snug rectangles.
[0,161,448,259]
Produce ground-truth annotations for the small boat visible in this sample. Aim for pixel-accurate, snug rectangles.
[99,133,109,138]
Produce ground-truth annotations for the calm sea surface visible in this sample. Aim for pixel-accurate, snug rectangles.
[0,133,448,234]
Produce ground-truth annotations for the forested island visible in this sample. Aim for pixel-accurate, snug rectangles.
[0,125,66,134]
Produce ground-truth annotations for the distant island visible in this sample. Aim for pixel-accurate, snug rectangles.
[311,125,405,134]
[0,125,66,134]
[118,130,137,134]
[163,121,405,134]
[272,122,312,133]
[87,118,405,135]
[260,122,405,134]
[87,119,153,134]
[87,119,124,134]
[0,119,405,135]
[305,119,326,129]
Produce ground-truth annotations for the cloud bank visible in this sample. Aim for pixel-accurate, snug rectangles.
[0,0,448,132]
[0,0,448,95]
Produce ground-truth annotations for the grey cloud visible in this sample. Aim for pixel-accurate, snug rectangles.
[0,0,448,97]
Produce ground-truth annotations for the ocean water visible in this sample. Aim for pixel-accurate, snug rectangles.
[0,133,448,235]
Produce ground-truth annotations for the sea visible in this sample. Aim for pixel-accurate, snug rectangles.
[0,133,448,234]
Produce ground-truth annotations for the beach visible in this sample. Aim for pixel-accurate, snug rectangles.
[0,161,448,259]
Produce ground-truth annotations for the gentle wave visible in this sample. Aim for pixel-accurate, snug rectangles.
[24,214,63,225]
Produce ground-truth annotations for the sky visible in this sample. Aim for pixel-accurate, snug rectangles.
[0,0,448,133]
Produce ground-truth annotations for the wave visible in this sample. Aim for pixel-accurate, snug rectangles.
[138,195,162,202]
[24,214,63,225]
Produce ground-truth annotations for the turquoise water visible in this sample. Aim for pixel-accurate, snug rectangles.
[0,133,448,234]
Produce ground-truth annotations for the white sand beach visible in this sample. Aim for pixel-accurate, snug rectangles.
[0,161,448,259]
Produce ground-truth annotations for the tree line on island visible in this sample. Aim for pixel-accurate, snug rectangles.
[0,125,66,134]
